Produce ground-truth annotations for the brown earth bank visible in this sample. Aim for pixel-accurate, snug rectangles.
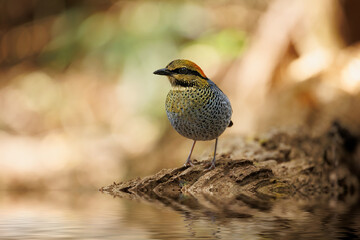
[101,122,360,218]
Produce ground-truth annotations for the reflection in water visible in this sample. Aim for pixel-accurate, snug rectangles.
[0,191,359,239]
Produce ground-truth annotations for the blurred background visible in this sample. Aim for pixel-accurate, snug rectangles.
[0,0,360,191]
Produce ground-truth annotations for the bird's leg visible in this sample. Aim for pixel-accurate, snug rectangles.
[185,140,196,167]
[207,138,218,170]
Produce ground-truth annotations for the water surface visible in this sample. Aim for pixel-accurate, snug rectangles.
[0,191,359,239]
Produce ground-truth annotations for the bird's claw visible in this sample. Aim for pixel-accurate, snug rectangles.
[184,159,194,167]
[206,163,215,171]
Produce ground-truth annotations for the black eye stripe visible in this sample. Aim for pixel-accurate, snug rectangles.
[171,68,188,74]
[171,68,208,80]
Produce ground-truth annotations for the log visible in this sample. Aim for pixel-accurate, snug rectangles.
[101,123,359,217]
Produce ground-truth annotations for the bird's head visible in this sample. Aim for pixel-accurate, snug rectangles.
[153,59,209,88]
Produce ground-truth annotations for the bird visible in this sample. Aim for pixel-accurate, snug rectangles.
[153,59,233,169]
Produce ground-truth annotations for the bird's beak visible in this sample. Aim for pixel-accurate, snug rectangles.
[153,68,172,76]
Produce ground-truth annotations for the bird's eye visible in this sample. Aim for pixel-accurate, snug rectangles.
[178,67,188,74]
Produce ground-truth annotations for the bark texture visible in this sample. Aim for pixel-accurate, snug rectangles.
[101,123,359,215]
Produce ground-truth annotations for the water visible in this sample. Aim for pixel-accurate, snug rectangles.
[0,191,359,239]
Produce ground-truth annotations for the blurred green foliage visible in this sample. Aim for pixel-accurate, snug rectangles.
[39,2,247,74]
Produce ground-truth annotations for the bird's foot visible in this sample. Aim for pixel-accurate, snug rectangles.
[205,162,216,171]
[184,159,194,167]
